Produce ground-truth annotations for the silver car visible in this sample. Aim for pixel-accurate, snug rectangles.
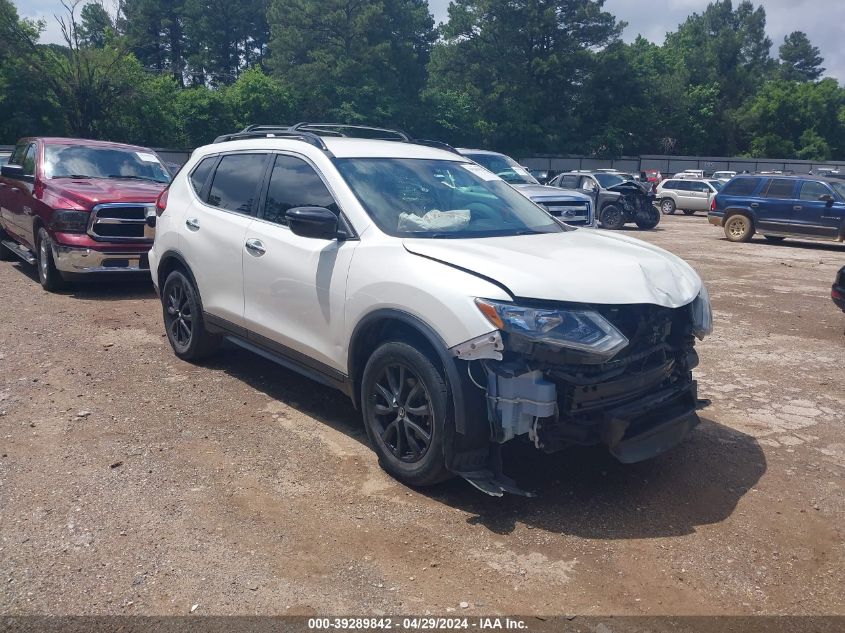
[655,178,723,215]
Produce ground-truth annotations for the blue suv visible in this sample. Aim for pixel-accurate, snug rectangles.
[709,175,845,243]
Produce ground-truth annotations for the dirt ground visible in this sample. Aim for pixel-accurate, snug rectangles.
[0,214,843,617]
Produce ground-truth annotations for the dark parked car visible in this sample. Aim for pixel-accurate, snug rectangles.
[833,266,845,312]
[550,171,660,230]
[529,169,558,184]
[709,175,845,243]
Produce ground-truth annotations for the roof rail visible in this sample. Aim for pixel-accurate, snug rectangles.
[289,122,411,142]
[411,139,460,154]
[213,123,463,155]
[212,125,329,150]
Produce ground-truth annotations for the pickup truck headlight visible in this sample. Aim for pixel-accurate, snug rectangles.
[475,298,628,358]
[691,285,713,340]
[50,210,89,233]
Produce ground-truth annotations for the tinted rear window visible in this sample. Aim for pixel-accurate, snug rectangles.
[721,177,760,196]
[190,157,215,195]
[764,178,797,199]
[206,153,267,214]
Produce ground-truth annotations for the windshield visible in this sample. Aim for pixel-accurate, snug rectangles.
[335,158,565,238]
[462,152,538,185]
[594,173,625,188]
[830,182,845,199]
[708,180,724,191]
[44,145,171,183]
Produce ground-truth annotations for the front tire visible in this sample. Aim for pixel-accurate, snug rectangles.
[161,269,220,361]
[36,228,68,292]
[724,214,755,242]
[599,205,626,230]
[361,341,451,487]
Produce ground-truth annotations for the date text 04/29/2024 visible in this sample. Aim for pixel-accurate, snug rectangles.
[307,618,529,630]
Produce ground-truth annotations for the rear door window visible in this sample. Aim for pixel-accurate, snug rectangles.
[190,156,216,196]
[557,175,580,188]
[764,178,797,199]
[206,153,268,215]
[261,155,339,226]
[798,180,833,201]
[721,177,760,196]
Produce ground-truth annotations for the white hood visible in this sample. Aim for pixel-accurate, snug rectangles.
[403,230,702,308]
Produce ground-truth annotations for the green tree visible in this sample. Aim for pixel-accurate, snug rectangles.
[779,31,825,82]
[268,0,435,126]
[120,0,187,85]
[664,0,775,154]
[79,2,113,48]
[428,0,622,155]
[225,66,295,130]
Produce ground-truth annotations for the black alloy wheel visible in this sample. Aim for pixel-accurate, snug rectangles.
[165,277,193,349]
[161,269,219,360]
[371,362,434,463]
[361,341,451,486]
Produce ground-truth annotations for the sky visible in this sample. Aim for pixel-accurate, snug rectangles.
[13,0,845,82]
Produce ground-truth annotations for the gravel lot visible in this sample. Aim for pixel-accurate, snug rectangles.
[0,214,843,616]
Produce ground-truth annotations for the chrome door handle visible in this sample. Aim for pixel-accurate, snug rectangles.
[185,217,200,231]
[793,206,802,211]
[750,203,759,208]
[245,238,265,256]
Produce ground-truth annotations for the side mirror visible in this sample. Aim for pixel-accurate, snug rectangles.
[1,164,24,178]
[286,206,339,240]
[819,194,835,206]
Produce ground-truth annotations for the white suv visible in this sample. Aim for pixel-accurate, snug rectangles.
[148,124,712,496]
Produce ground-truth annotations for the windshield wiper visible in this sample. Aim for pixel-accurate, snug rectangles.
[53,174,93,179]
[106,175,165,183]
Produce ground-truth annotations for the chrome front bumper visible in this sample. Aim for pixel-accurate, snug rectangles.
[52,244,150,274]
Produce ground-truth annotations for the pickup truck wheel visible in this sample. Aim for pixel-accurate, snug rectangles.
[660,199,676,215]
[161,270,220,360]
[361,341,451,487]
[724,214,755,242]
[36,228,68,292]
[599,205,626,230]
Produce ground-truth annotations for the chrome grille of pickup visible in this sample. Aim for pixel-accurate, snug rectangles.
[537,200,592,225]
[88,203,154,242]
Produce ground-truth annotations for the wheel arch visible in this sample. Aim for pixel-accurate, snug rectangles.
[156,249,198,292]
[348,308,490,474]
[722,207,755,226]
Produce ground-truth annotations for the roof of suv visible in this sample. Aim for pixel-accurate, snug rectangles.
[204,136,466,161]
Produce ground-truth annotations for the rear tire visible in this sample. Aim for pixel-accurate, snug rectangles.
[361,341,452,487]
[764,235,786,243]
[660,199,676,215]
[36,228,68,292]
[682,209,696,216]
[599,205,626,230]
[161,269,220,361]
[724,214,755,243]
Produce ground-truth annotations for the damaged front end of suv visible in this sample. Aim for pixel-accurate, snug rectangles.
[448,290,713,496]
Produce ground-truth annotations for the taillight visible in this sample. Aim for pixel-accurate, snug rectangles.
[155,188,169,216]
[710,198,717,211]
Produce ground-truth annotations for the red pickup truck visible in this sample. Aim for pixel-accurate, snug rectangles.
[0,137,170,291]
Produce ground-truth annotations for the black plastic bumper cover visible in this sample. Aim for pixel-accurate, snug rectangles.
[606,383,700,464]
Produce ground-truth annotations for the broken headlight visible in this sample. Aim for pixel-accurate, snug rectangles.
[475,299,628,359]
[690,284,713,340]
